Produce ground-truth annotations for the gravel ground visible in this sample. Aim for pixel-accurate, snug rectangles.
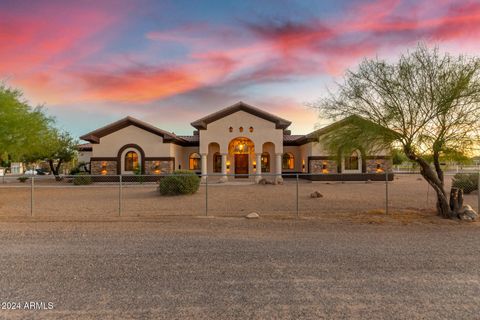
[0,218,479,319]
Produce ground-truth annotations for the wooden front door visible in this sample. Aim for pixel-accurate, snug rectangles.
[235,154,249,177]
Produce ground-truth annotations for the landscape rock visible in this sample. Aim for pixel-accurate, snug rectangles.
[457,205,478,222]
[245,212,260,219]
[310,191,323,198]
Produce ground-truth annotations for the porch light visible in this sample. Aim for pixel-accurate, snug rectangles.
[253,161,256,170]
[376,163,384,173]
[321,162,329,174]
[154,161,161,174]
[101,162,107,175]
[302,159,305,172]
[226,160,231,172]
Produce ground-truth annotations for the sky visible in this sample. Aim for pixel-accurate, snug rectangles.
[1,0,480,138]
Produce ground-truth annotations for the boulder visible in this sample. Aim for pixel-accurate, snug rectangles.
[310,191,323,198]
[457,205,478,222]
[258,178,267,185]
[246,212,260,219]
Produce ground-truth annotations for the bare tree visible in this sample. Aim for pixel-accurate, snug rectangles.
[310,45,480,218]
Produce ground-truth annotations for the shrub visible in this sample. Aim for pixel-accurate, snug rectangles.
[70,167,80,175]
[158,170,200,196]
[452,173,478,194]
[17,176,29,183]
[73,173,93,185]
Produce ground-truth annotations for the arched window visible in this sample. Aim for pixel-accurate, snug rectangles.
[344,150,360,171]
[282,153,295,170]
[229,126,233,133]
[261,152,270,172]
[249,126,254,133]
[213,152,222,173]
[239,126,244,132]
[189,153,201,170]
[125,151,138,172]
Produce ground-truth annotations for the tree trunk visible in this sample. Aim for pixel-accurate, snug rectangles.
[405,150,453,218]
[48,159,62,181]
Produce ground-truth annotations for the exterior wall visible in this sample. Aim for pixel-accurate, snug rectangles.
[144,160,174,174]
[199,110,284,155]
[283,146,302,172]
[365,158,392,173]
[92,125,171,158]
[309,159,338,174]
[77,151,92,164]
[91,160,117,175]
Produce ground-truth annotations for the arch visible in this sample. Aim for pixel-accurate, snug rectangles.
[228,137,255,177]
[262,142,275,173]
[213,152,222,173]
[117,144,145,174]
[261,152,270,172]
[342,149,362,173]
[228,137,255,154]
[189,152,201,171]
[282,152,295,170]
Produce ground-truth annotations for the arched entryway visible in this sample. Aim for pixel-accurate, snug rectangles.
[228,137,255,178]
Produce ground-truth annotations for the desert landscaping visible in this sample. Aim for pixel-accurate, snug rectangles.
[0,174,477,221]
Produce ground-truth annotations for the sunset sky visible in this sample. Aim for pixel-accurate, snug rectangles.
[1,0,480,138]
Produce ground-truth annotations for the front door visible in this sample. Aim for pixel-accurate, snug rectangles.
[235,154,249,177]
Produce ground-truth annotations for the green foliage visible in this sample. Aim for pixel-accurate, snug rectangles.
[392,149,408,165]
[73,173,93,185]
[0,84,53,162]
[133,165,145,184]
[17,176,29,183]
[158,170,200,196]
[452,173,479,194]
[70,167,81,175]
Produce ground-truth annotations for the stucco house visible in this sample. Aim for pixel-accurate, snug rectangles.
[78,102,392,181]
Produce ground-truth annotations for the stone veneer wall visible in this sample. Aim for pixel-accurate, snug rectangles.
[365,159,392,173]
[309,159,338,174]
[145,160,174,174]
[91,160,117,175]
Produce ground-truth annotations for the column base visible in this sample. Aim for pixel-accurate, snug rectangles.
[201,176,207,184]
[255,175,263,183]
[275,176,284,184]
[218,176,228,183]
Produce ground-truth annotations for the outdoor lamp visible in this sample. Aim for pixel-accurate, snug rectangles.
[253,161,256,170]
[101,162,107,175]
[226,160,230,172]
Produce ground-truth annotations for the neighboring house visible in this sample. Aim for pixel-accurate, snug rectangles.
[78,102,392,181]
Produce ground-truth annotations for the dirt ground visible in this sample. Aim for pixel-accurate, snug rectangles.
[0,174,477,219]
[0,218,479,319]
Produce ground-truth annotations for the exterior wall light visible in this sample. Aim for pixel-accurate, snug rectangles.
[101,161,107,175]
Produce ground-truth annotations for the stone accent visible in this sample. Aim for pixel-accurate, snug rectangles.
[366,159,392,173]
[91,160,117,175]
[309,159,338,174]
[145,160,174,174]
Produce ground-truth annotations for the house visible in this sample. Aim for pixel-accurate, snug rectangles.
[79,102,392,181]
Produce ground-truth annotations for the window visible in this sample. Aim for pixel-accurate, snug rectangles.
[213,152,222,173]
[239,127,244,132]
[125,151,138,172]
[229,127,233,133]
[261,152,270,172]
[249,126,253,132]
[282,153,295,170]
[344,150,359,170]
[189,153,201,170]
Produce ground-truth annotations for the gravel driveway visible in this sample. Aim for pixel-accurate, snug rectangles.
[0,218,479,319]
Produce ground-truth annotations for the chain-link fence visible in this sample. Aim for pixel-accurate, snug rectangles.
[0,172,478,218]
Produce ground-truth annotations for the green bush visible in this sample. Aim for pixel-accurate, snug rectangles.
[158,170,200,196]
[70,167,80,175]
[452,173,478,194]
[17,176,29,183]
[73,173,93,185]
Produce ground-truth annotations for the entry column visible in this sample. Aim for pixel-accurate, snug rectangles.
[255,153,262,183]
[219,153,228,183]
[201,153,208,183]
[275,153,283,184]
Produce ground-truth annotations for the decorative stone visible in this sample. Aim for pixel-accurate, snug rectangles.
[246,212,259,219]
[310,191,323,198]
[457,205,478,222]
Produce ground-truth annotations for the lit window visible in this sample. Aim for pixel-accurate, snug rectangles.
[239,127,243,132]
[282,153,294,170]
[189,153,201,170]
[345,150,359,170]
[125,151,138,171]
[261,152,270,172]
[213,152,221,173]
[249,126,253,133]
[229,127,233,132]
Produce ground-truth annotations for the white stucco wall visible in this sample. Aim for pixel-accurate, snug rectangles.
[91,125,172,157]
[199,111,284,155]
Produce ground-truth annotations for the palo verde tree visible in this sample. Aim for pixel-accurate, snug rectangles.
[310,45,480,218]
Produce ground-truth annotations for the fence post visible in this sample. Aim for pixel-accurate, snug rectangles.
[478,172,480,214]
[205,174,208,216]
[385,170,389,215]
[30,176,34,217]
[118,175,122,217]
[296,174,299,218]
